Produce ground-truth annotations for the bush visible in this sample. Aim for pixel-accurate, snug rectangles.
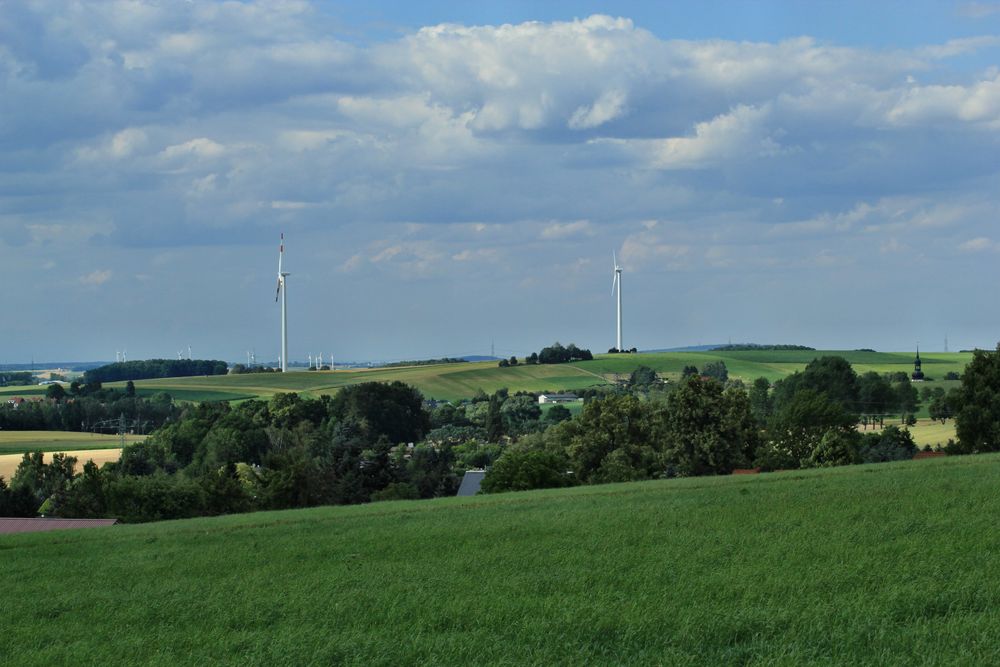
[859,426,917,463]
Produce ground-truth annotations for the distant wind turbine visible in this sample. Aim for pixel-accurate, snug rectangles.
[275,233,290,372]
[612,251,623,351]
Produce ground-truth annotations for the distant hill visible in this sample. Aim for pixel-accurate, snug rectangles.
[641,344,727,352]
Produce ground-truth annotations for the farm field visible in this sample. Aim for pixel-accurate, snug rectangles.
[103,350,972,404]
[116,361,609,403]
[0,447,123,482]
[859,419,957,448]
[2,454,999,664]
[0,430,143,454]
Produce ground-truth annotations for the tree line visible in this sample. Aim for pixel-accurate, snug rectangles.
[83,359,229,383]
[0,383,180,433]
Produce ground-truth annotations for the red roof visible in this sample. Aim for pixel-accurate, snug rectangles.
[0,518,119,534]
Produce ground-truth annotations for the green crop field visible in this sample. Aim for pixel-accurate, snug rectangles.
[107,350,972,404]
[2,454,998,664]
[578,350,970,384]
[0,430,144,454]
[0,385,47,397]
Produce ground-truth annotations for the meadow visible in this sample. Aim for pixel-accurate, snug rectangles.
[1,454,998,665]
[102,350,971,404]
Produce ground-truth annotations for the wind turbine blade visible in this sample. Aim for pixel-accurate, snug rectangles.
[613,250,617,268]
[275,278,281,302]
[611,272,618,296]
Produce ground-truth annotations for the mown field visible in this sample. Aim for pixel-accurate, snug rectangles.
[96,350,971,404]
[1,454,998,665]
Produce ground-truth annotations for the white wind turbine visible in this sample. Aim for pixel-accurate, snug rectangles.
[612,252,623,352]
[275,233,290,372]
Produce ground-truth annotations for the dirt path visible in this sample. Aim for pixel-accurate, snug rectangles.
[0,448,122,482]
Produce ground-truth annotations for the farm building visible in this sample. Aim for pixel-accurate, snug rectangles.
[537,393,581,405]
[0,518,120,534]
[456,470,486,496]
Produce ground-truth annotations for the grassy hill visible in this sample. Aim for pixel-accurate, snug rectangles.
[102,350,970,404]
[2,454,998,664]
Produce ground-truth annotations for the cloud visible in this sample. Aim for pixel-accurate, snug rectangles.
[619,231,690,269]
[887,74,1000,127]
[6,6,1000,358]
[79,269,112,286]
[959,237,995,252]
[568,89,628,130]
[160,138,226,160]
[540,220,592,240]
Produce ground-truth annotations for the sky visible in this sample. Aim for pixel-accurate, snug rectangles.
[3,1,1000,364]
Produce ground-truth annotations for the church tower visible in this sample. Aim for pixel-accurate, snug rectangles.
[912,345,925,381]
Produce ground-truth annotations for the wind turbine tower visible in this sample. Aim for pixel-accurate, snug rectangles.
[275,233,290,372]
[612,252,623,351]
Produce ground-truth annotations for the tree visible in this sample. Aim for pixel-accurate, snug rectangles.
[701,361,729,383]
[500,395,542,433]
[10,451,78,511]
[681,365,699,379]
[772,356,859,415]
[544,404,572,424]
[329,382,430,444]
[657,378,757,476]
[749,377,773,425]
[45,383,66,401]
[953,344,1000,453]
[481,449,574,493]
[498,359,510,367]
[859,425,917,462]
[628,366,659,389]
[760,388,856,469]
[509,356,519,366]
[485,394,504,442]
[806,429,861,468]
[929,389,958,424]
[125,380,136,397]
[857,372,895,416]
[893,377,919,422]
[556,394,668,483]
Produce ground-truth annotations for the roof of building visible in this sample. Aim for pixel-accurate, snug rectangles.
[0,517,119,535]
[456,470,486,497]
[539,393,579,399]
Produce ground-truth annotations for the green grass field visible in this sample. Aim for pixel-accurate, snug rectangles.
[0,430,144,454]
[106,350,970,404]
[1,454,998,664]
